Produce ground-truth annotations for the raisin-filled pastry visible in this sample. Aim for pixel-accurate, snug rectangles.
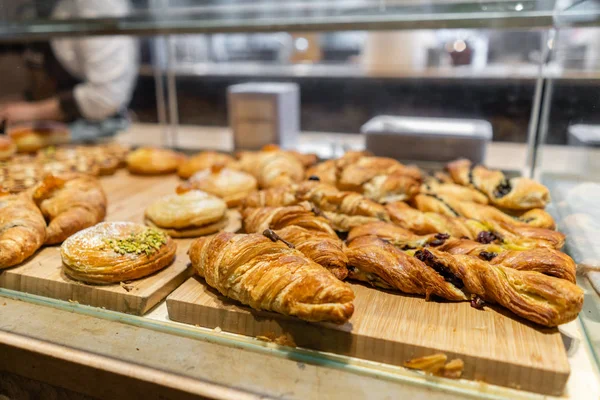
[145,190,228,238]
[242,203,348,279]
[347,222,575,282]
[386,201,565,250]
[413,248,583,327]
[305,159,338,186]
[446,159,550,211]
[0,191,46,268]
[236,145,305,188]
[412,193,556,230]
[422,178,488,204]
[177,151,237,179]
[33,173,107,244]
[126,147,186,175]
[61,222,177,284]
[178,165,257,208]
[188,231,355,323]
[345,236,467,301]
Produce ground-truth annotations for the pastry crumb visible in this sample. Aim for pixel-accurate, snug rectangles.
[404,353,464,378]
[257,332,297,347]
[120,282,134,292]
[214,326,222,333]
[68,299,79,304]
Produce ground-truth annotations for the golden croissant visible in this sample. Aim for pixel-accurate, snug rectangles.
[422,178,488,204]
[414,248,582,327]
[188,231,355,323]
[446,159,550,211]
[33,173,107,244]
[0,191,46,268]
[236,145,305,188]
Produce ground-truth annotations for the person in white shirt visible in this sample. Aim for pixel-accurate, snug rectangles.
[0,0,138,139]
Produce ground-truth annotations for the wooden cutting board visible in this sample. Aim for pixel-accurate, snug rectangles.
[167,276,570,396]
[0,171,240,315]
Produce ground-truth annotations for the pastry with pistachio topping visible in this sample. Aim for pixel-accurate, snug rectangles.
[144,190,229,237]
[61,221,177,284]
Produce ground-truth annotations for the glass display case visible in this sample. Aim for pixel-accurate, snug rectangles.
[0,1,599,399]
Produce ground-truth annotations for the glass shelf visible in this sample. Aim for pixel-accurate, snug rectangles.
[2,0,598,42]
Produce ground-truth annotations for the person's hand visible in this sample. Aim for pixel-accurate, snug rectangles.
[0,101,41,123]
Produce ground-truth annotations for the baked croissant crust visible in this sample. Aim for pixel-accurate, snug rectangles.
[33,173,107,244]
[412,193,556,230]
[305,159,338,186]
[422,178,489,204]
[242,185,298,209]
[61,222,177,284]
[237,145,305,188]
[345,236,467,301]
[446,159,550,210]
[0,192,46,268]
[178,165,258,207]
[188,232,355,323]
[347,222,575,282]
[126,147,185,175]
[242,203,348,279]
[414,249,583,327]
[386,201,564,250]
[144,190,228,238]
[177,151,237,179]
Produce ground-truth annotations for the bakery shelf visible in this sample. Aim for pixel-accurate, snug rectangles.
[1,0,599,42]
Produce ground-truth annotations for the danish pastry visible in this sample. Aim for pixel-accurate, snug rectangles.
[33,173,107,244]
[126,147,185,175]
[237,145,305,188]
[177,165,257,207]
[61,222,176,284]
[177,151,237,179]
[188,231,355,323]
[144,190,228,238]
[0,191,46,268]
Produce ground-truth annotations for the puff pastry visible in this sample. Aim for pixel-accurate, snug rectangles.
[126,147,185,175]
[345,236,467,301]
[305,159,338,186]
[413,248,582,326]
[188,231,355,323]
[386,201,564,250]
[446,159,550,210]
[422,178,489,204]
[0,191,46,268]
[33,173,107,244]
[178,165,258,207]
[242,203,347,279]
[177,151,237,179]
[412,193,556,230]
[347,222,575,282]
[145,190,228,238]
[237,145,305,188]
[61,222,176,284]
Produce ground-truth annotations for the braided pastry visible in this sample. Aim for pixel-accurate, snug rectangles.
[414,249,582,327]
[446,159,550,211]
[242,203,347,279]
[386,202,565,250]
[412,193,555,230]
[0,191,46,268]
[188,231,355,323]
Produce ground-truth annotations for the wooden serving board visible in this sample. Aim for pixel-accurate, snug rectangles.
[167,276,570,396]
[0,171,241,315]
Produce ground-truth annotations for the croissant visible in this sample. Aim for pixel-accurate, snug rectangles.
[242,203,347,279]
[188,231,355,323]
[345,236,467,301]
[446,159,550,210]
[437,239,576,283]
[305,159,338,186]
[242,185,298,209]
[33,173,107,244]
[0,191,46,268]
[386,201,564,250]
[414,248,582,326]
[422,178,488,204]
[412,193,556,230]
[237,145,305,188]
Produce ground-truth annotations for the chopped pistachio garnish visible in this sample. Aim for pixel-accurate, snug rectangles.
[104,228,167,256]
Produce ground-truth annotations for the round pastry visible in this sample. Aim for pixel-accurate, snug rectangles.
[9,122,70,153]
[0,136,16,160]
[144,190,228,237]
[177,151,236,179]
[126,147,185,175]
[177,165,258,207]
[61,221,177,284]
